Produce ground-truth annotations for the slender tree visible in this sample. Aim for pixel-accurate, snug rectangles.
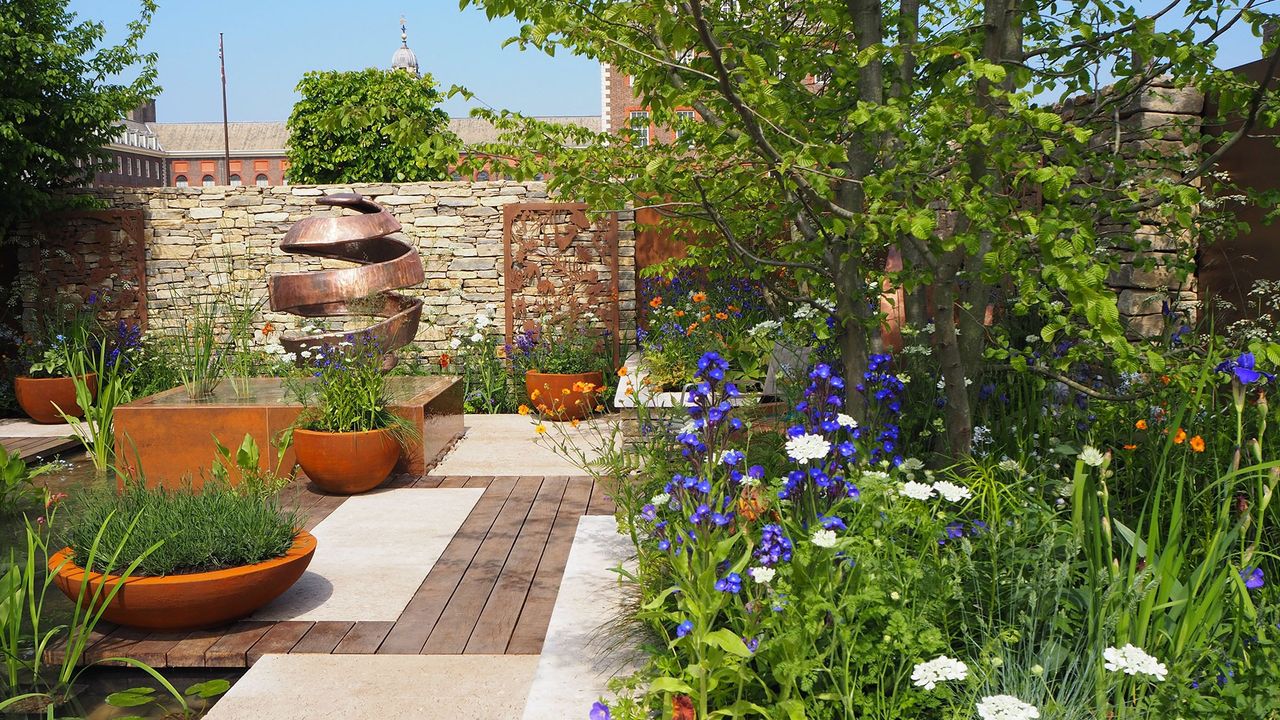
[460,0,1280,452]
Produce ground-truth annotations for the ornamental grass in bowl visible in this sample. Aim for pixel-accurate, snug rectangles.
[51,471,313,631]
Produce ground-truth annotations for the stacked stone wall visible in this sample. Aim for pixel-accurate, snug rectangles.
[15,181,637,359]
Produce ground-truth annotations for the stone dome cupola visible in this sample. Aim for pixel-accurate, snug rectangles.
[391,16,420,77]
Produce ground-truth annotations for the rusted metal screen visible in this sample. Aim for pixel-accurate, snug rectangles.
[503,202,620,352]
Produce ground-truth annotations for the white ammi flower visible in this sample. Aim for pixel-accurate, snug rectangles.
[910,655,969,690]
[811,529,838,548]
[1079,445,1106,467]
[976,695,1040,720]
[470,333,484,343]
[785,433,831,464]
[749,566,776,584]
[932,480,972,503]
[899,457,924,472]
[898,481,936,501]
[474,313,491,328]
[1103,644,1167,681]
[836,413,858,429]
[450,337,462,349]
[650,493,671,507]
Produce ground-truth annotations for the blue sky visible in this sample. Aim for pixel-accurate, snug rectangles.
[69,1,1265,124]
[67,0,602,122]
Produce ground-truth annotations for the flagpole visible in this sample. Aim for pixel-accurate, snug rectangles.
[220,32,231,185]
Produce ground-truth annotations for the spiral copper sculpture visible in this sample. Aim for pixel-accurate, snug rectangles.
[268,193,424,367]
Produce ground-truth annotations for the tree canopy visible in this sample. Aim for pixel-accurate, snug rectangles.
[286,68,459,184]
[0,0,158,237]
[460,0,1280,452]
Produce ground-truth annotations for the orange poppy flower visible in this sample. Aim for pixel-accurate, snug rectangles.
[692,292,707,303]
[617,366,628,377]
[1135,419,1148,430]
[715,312,729,321]
[686,323,699,335]
[261,322,276,335]
[1189,435,1205,453]
[1173,428,1187,444]
[649,296,662,308]
[1123,444,1138,451]
[674,310,685,317]
[438,353,451,369]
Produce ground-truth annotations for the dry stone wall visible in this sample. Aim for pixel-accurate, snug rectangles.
[17,182,637,359]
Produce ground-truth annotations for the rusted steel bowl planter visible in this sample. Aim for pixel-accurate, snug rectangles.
[13,374,96,424]
[48,531,317,632]
[292,427,399,494]
[525,370,605,421]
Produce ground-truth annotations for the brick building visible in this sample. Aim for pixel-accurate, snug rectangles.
[88,101,167,188]
[600,63,696,145]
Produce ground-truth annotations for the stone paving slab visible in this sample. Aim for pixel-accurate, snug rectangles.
[254,488,483,622]
[429,414,617,477]
[0,418,80,438]
[522,515,641,720]
[203,654,539,720]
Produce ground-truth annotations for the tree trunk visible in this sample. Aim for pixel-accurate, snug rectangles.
[933,263,974,453]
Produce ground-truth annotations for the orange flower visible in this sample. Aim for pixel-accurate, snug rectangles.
[715,312,728,321]
[686,323,698,335]
[649,296,663,308]
[625,386,635,397]
[594,404,604,412]
[561,388,571,396]
[438,353,451,369]
[1160,375,1171,385]
[531,389,541,400]
[674,310,685,317]
[1135,419,1148,430]
[701,313,711,322]
[518,404,530,416]
[535,424,547,435]
[617,366,628,377]
[1189,435,1205,453]
[571,419,580,428]
[727,304,739,312]
[692,292,707,303]
[537,403,548,413]
[1123,444,1138,451]
[1173,428,1187,444]
[261,322,276,335]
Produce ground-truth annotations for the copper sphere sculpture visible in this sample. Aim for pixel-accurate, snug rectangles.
[267,193,424,367]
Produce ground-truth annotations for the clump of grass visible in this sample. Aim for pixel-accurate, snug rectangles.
[63,481,302,577]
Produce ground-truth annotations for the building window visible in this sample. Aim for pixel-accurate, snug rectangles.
[477,170,489,181]
[675,110,696,139]
[629,111,650,147]
[230,174,241,186]
[255,174,269,187]
[175,175,188,188]
[202,175,215,187]
[143,162,149,179]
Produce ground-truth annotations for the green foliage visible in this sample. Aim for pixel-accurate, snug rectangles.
[0,0,157,235]
[444,311,521,413]
[0,449,48,513]
[64,479,300,577]
[291,337,407,435]
[286,68,459,184]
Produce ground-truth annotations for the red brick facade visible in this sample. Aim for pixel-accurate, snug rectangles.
[168,156,290,188]
[601,64,696,145]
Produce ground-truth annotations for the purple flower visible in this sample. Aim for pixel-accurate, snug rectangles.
[589,702,611,720]
[676,619,694,637]
[1218,352,1275,385]
[755,524,793,566]
[715,572,743,593]
[1242,567,1265,590]
[818,515,847,531]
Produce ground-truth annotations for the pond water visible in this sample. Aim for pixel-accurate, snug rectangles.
[1,451,241,718]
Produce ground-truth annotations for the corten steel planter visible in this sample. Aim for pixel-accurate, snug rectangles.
[292,427,400,494]
[13,374,97,424]
[49,531,316,632]
[525,370,605,421]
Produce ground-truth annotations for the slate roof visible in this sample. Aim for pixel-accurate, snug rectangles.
[143,117,601,155]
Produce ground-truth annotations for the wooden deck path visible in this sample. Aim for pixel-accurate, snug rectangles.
[0,434,80,462]
[52,474,618,668]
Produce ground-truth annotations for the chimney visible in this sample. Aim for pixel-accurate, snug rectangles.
[129,100,157,123]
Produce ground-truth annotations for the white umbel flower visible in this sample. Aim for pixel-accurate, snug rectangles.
[470,333,484,343]
[749,566,776,584]
[785,433,831,464]
[650,493,671,507]
[810,529,838,548]
[450,337,462,349]
[932,480,972,503]
[910,655,969,690]
[898,481,936,501]
[836,413,858,428]
[976,695,1040,720]
[474,313,491,328]
[1103,644,1167,681]
[899,457,924,472]
[1079,445,1106,467]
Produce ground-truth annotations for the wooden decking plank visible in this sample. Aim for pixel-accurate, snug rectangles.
[422,476,544,654]
[436,475,472,488]
[204,621,273,667]
[165,628,226,667]
[412,475,445,488]
[586,477,617,515]
[83,626,152,664]
[290,621,354,654]
[111,630,189,667]
[377,476,514,654]
[299,491,347,532]
[246,621,313,664]
[333,621,395,654]
[464,476,568,654]
[507,476,594,654]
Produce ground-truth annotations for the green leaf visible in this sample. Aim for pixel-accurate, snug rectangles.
[703,628,752,657]
[649,676,694,694]
[184,679,231,698]
[106,688,157,708]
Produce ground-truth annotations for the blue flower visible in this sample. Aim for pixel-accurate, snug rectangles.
[818,515,847,531]
[722,449,745,466]
[589,702,611,720]
[755,524,793,566]
[1218,352,1275,385]
[676,619,694,638]
[1242,567,1265,590]
[714,572,743,593]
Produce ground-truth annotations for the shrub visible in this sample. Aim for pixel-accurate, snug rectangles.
[63,480,301,577]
